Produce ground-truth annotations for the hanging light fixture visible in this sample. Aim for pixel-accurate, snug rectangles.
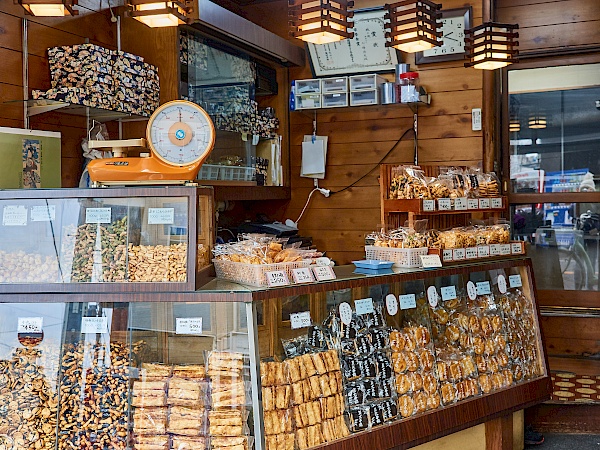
[16,0,77,16]
[528,112,547,129]
[383,0,441,53]
[127,0,191,27]
[288,0,354,44]
[509,117,520,132]
[465,22,519,70]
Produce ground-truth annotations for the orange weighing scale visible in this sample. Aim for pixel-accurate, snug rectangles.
[87,100,215,186]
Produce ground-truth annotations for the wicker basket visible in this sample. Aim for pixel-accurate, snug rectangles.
[213,259,312,287]
[364,245,428,268]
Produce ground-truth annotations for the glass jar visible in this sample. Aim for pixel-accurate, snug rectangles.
[400,71,420,103]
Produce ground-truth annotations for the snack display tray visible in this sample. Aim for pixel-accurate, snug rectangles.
[364,246,428,268]
[213,259,312,287]
[352,260,394,269]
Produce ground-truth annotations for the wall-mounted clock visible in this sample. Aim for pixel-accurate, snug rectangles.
[415,7,472,64]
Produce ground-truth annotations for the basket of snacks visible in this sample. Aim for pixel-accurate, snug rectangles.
[365,227,435,267]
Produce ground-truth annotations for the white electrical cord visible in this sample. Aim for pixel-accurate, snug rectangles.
[293,182,331,225]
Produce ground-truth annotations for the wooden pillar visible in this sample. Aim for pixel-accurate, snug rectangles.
[482,0,499,173]
[485,414,514,450]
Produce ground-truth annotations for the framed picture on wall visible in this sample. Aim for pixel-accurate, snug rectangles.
[307,7,400,77]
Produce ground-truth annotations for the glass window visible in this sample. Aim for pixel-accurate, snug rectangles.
[508,64,600,193]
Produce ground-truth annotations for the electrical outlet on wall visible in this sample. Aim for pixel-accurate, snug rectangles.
[472,108,482,131]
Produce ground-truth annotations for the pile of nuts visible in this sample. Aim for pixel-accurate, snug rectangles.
[0,251,60,283]
[0,347,59,450]
[128,243,187,282]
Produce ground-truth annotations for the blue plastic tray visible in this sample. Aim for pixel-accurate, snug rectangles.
[352,260,394,270]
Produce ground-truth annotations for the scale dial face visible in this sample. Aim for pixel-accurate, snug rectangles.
[146,100,215,166]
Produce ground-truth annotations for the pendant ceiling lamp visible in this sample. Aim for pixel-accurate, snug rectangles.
[383,0,441,53]
[16,0,77,16]
[528,112,546,129]
[288,0,354,45]
[509,117,520,133]
[127,0,191,27]
[465,22,519,70]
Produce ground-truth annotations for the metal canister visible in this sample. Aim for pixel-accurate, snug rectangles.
[380,82,396,104]
[395,64,410,84]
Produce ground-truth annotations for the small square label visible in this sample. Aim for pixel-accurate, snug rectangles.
[453,248,466,260]
[491,198,503,209]
[442,249,454,262]
[477,245,490,258]
[465,247,478,259]
[355,298,374,315]
[266,270,289,287]
[423,200,435,211]
[438,199,452,211]
[291,268,314,284]
[399,294,416,310]
[468,199,480,210]
[490,244,501,256]
[479,198,491,209]
[500,244,512,255]
[454,198,468,210]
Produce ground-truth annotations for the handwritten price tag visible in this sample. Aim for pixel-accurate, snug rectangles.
[490,244,501,256]
[497,275,507,294]
[453,248,466,260]
[441,285,457,301]
[339,302,353,325]
[355,298,374,315]
[500,244,511,256]
[400,294,416,310]
[290,311,312,329]
[176,318,203,335]
[420,254,442,268]
[18,317,43,333]
[479,198,491,209]
[477,245,490,258]
[147,208,175,225]
[454,197,468,210]
[465,247,478,259]
[422,200,435,212]
[491,198,503,209]
[511,243,524,254]
[313,266,336,281]
[81,317,109,334]
[476,281,491,295]
[427,286,439,307]
[385,294,398,316]
[291,268,314,284]
[438,199,452,211]
[266,270,290,287]
[467,199,480,210]
[3,205,27,226]
[85,208,111,224]
[442,250,453,262]
[509,274,523,288]
[466,281,477,300]
[30,205,55,222]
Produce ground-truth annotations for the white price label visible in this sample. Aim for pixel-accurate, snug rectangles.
[355,298,374,315]
[477,245,490,258]
[85,207,111,224]
[147,208,175,225]
[467,281,477,300]
[442,250,454,262]
[509,274,523,288]
[30,205,55,222]
[465,247,478,259]
[290,311,312,329]
[3,205,27,226]
[176,317,203,335]
[313,266,336,281]
[454,197,468,210]
[339,302,353,325]
[18,317,43,333]
[422,200,435,212]
[453,248,466,260]
[511,243,523,254]
[500,244,512,256]
[266,270,290,287]
[291,268,314,284]
[420,254,442,268]
[441,285,457,301]
[476,281,491,295]
[497,275,507,294]
[81,317,109,334]
[479,198,491,209]
[490,244,501,256]
[385,294,398,316]
[491,198,503,209]
[438,198,452,211]
[315,257,332,267]
[427,286,439,307]
[400,294,417,310]
[467,199,480,210]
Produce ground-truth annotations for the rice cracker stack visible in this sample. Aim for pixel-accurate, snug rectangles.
[208,351,250,450]
[261,360,294,450]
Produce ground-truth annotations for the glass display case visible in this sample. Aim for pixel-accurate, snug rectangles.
[0,258,551,450]
[0,187,214,292]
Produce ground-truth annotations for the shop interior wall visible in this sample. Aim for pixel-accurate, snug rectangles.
[0,4,118,187]
[243,0,485,264]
